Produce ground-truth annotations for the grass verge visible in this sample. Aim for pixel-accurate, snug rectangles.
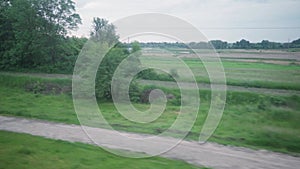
[0,131,203,169]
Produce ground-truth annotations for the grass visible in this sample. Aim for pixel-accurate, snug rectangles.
[2,55,300,91]
[0,86,77,124]
[0,74,300,155]
[140,56,300,90]
[0,131,203,169]
[192,59,300,90]
[0,73,71,88]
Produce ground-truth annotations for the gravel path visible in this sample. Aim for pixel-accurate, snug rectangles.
[1,116,299,169]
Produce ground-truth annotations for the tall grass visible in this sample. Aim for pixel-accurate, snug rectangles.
[0,74,71,88]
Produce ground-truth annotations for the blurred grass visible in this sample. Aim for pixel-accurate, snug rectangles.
[0,73,71,88]
[0,131,203,169]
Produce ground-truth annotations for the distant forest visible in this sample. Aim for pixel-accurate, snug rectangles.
[139,38,300,50]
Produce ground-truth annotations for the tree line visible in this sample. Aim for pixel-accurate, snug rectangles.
[139,38,300,50]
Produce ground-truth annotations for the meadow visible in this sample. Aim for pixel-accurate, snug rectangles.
[0,131,203,169]
[140,54,300,90]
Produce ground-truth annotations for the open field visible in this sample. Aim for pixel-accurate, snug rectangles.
[187,58,300,90]
[140,53,300,90]
[0,131,202,169]
[138,80,300,96]
[153,48,300,61]
[0,74,300,155]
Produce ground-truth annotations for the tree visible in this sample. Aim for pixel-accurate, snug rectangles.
[259,40,281,49]
[8,0,44,67]
[92,18,141,100]
[233,39,251,49]
[0,0,15,69]
[131,41,141,53]
[0,0,81,70]
[291,38,300,48]
[210,40,228,49]
[292,38,300,45]
[90,17,119,46]
[34,0,82,64]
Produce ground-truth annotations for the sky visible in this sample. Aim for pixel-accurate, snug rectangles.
[71,0,300,43]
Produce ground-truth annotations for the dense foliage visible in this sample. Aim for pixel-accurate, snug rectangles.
[0,0,86,73]
[89,18,142,101]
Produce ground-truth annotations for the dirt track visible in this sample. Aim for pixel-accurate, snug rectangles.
[1,116,299,169]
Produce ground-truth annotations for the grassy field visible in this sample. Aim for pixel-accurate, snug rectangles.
[0,74,299,155]
[0,131,203,169]
[140,56,300,90]
[2,55,300,91]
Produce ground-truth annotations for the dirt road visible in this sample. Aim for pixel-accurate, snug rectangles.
[1,116,299,169]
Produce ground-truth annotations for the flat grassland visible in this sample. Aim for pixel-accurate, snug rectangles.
[141,49,300,90]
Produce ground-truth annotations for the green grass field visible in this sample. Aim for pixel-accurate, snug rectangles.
[0,74,299,155]
[0,131,203,169]
[140,56,300,90]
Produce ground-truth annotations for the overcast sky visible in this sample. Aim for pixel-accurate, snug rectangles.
[72,0,300,42]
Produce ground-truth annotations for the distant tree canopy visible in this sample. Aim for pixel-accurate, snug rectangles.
[210,40,228,49]
[138,38,300,50]
[0,0,86,73]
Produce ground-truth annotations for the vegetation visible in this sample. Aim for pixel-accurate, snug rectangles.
[138,57,300,91]
[89,18,174,101]
[87,18,141,100]
[0,131,203,169]
[139,38,300,49]
[0,1,299,168]
[0,74,299,155]
[0,0,86,73]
